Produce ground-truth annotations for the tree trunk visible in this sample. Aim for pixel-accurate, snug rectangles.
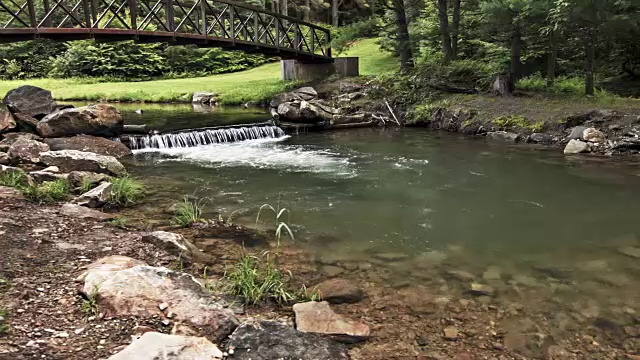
[491,74,514,96]
[584,27,596,95]
[546,30,557,86]
[282,0,288,17]
[510,25,522,81]
[304,0,310,21]
[392,0,414,69]
[437,0,453,62]
[332,0,339,27]
[451,0,460,59]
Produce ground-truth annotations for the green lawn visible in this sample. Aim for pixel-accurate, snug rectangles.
[0,38,397,104]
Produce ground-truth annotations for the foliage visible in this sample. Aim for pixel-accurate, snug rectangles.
[517,75,586,94]
[80,178,95,193]
[80,290,100,317]
[0,40,64,80]
[108,217,129,230]
[224,253,310,306]
[256,203,295,248]
[23,179,71,204]
[492,115,544,131]
[173,197,205,227]
[332,19,382,54]
[107,176,145,207]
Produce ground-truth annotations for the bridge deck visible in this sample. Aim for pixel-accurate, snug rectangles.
[0,0,332,63]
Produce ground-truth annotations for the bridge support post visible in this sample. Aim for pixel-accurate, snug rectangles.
[280,57,359,81]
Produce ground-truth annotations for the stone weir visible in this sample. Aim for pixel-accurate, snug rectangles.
[121,123,287,150]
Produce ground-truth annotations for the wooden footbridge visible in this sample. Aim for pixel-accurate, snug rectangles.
[0,0,332,62]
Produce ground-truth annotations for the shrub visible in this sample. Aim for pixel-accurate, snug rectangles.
[23,179,70,204]
[108,176,144,206]
[173,197,204,227]
[224,253,304,306]
[331,19,381,54]
[516,75,587,95]
[492,115,544,131]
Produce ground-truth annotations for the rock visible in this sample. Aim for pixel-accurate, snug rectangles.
[321,265,345,277]
[482,266,502,280]
[192,92,217,104]
[531,265,573,280]
[292,87,318,101]
[339,82,363,93]
[0,108,16,133]
[618,246,640,259]
[446,270,476,281]
[36,104,123,138]
[546,345,570,359]
[563,139,589,154]
[226,320,348,360]
[469,283,495,296]
[108,332,223,360]
[311,278,364,304]
[40,150,126,176]
[74,182,112,208]
[487,131,521,142]
[0,152,8,165]
[293,301,370,343]
[29,168,67,183]
[373,252,409,262]
[583,127,606,143]
[7,138,50,165]
[3,85,57,118]
[44,135,132,158]
[60,203,115,221]
[142,231,215,265]
[0,132,41,152]
[0,185,25,200]
[277,102,302,121]
[81,260,239,341]
[13,112,39,132]
[527,132,554,144]
[67,171,111,188]
[568,126,589,140]
[77,255,147,282]
[443,327,459,341]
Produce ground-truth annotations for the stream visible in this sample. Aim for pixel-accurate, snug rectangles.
[116,103,640,326]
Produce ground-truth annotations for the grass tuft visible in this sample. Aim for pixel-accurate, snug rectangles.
[108,176,145,206]
[23,179,71,204]
[492,115,544,132]
[173,197,205,227]
[0,171,27,188]
[80,290,100,317]
[224,253,310,306]
[0,308,9,334]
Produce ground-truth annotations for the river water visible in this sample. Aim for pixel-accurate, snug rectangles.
[119,104,640,327]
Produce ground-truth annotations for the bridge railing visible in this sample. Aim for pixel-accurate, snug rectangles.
[0,0,331,59]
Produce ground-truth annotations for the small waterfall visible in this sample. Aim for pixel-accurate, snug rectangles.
[125,125,287,150]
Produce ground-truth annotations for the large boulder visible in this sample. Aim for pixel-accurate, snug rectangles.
[67,171,111,188]
[30,166,68,182]
[0,152,8,165]
[0,185,25,200]
[36,104,123,138]
[192,92,217,104]
[142,231,215,265]
[74,182,112,208]
[226,320,348,360]
[487,131,521,143]
[0,132,41,152]
[81,257,239,341]
[311,278,364,304]
[108,332,223,360]
[582,127,606,144]
[3,85,57,118]
[563,139,590,155]
[13,113,39,133]
[293,301,370,343]
[292,87,318,101]
[7,138,50,165]
[40,150,126,176]
[276,100,338,123]
[0,108,16,133]
[45,135,132,158]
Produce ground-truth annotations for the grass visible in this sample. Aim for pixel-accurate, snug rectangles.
[0,170,27,188]
[492,115,544,132]
[23,179,71,204]
[0,39,396,103]
[80,290,100,317]
[342,38,397,76]
[256,202,295,248]
[173,197,205,227]
[224,252,311,306]
[108,216,128,229]
[107,176,145,206]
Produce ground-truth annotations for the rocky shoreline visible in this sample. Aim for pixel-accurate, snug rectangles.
[2,84,640,360]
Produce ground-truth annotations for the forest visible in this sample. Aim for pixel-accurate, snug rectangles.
[0,0,638,97]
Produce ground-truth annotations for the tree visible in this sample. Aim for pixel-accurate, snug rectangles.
[390,0,414,68]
